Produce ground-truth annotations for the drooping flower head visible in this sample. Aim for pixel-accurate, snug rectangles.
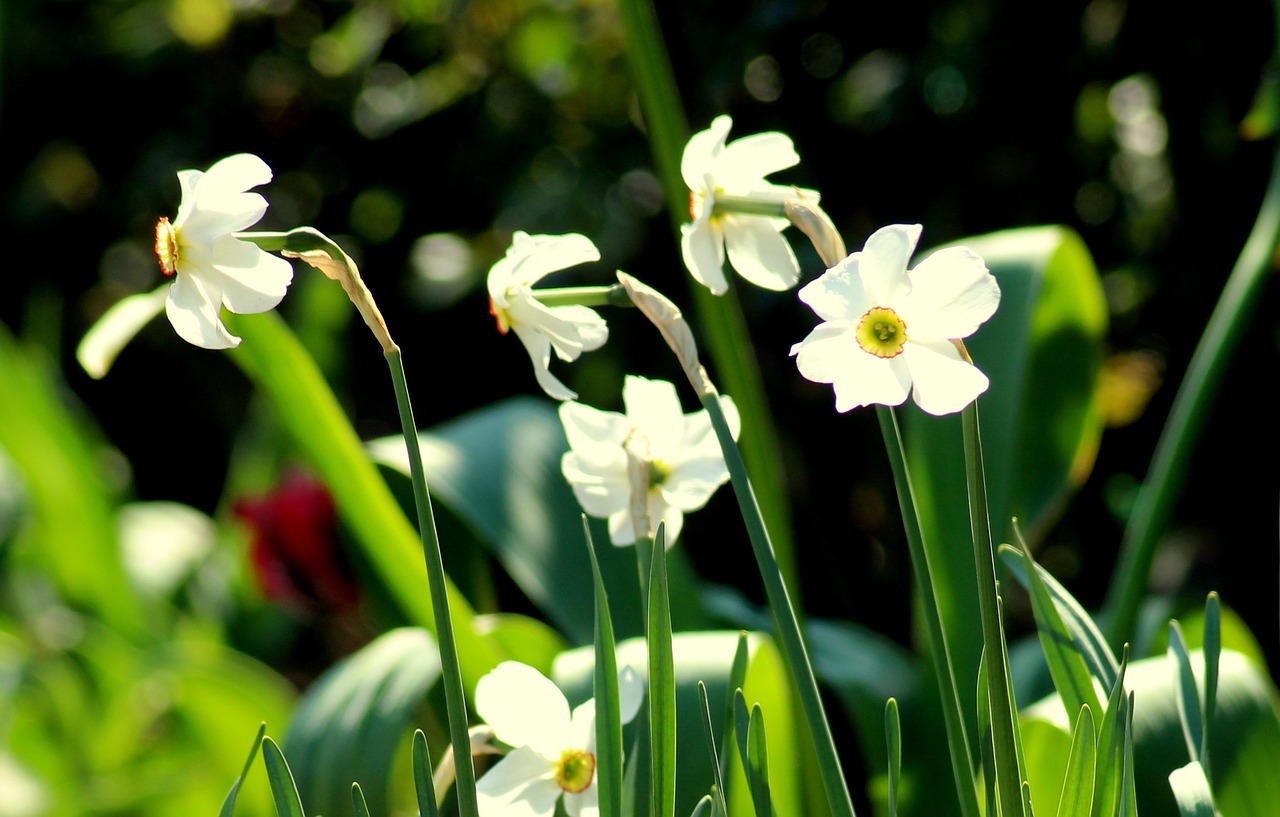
[681,115,816,295]
[155,153,295,349]
[560,375,740,546]
[475,661,644,817]
[791,224,1001,416]
[488,232,609,401]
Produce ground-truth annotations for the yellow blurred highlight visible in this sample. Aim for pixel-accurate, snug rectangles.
[168,0,233,49]
[1099,349,1163,427]
[33,143,101,211]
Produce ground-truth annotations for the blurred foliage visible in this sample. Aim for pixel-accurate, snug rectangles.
[3,0,1280,815]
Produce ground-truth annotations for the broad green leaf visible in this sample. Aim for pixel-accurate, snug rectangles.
[284,627,442,817]
[1167,621,1202,764]
[472,613,567,677]
[1004,537,1104,724]
[369,397,710,643]
[1055,707,1095,817]
[412,730,438,817]
[0,323,146,637]
[555,632,800,817]
[226,312,502,685]
[649,525,677,817]
[906,226,1107,747]
[999,546,1119,691]
[1167,762,1215,817]
[587,518,625,817]
[262,737,306,817]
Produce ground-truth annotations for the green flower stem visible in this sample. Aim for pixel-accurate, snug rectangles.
[961,404,1023,817]
[532,285,635,309]
[714,193,793,217]
[616,0,801,603]
[386,347,479,817]
[1101,138,1280,648]
[876,407,979,817]
[699,390,857,817]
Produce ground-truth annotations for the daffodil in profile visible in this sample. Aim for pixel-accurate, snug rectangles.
[475,661,644,817]
[791,224,1001,416]
[488,232,609,401]
[559,375,739,546]
[154,153,295,349]
[681,115,816,295]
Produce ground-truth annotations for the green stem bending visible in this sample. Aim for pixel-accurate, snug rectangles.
[700,392,857,817]
[533,285,635,309]
[385,348,479,817]
[876,407,979,817]
[616,0,802,604]
[961,404,1023,817]
[1102,138,1280,648]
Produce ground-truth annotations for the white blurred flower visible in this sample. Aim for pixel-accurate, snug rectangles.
[475,661,644,817]
[790,224,1001,416]
[681,115,815,294]
[154,153,294,349]
[488,232,609,401]
[560,375,739,546]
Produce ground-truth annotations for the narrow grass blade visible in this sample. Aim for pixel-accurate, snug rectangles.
[1024,782,1037,817]
[697,682,729,817]
[690,794,715,817]
[998,546,1118,690]
[732,696,773,817]
[262,736,306,817]
[412,730,438,817]
[724,632,750,776]
[885,699,902,817]
[1012,525,1103,724]
[351,783,370,817]
[1054,707,1095,817]
[586,517,626,817]
[977,650,997,817]
[1202,592,1221,776]
[1168,620,1203,764]
[1168,761,1216,817]
[649,522,677,817]
[219,723,266,817]
[1118,695,1137,817]
[1092,647,1130,817]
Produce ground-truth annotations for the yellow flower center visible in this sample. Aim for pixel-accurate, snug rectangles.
[155,217,179,276]
[648,459,671,489]
[555,748,596,794]
[855,306,908,358]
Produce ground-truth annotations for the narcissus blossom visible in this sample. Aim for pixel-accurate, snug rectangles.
[475,661,643,817]
[488,232,609,401]
[681,115,815,294]
[560,375,740,546]
[791,224,1001,416]
[154,153,294,349]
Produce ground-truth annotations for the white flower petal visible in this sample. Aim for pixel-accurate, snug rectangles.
[681,215,728,295]
[201,153,274,193]
[561,451,630,518]
[508,232,600,287]
[677,395,739,459]
[622,376,683,458]
[649,496,684,548]
[721,214,801,291]
[790,322,855,384]
[830,355,911,413]
[209,235,295,314]
[165,267,240,350]
[477,749,560,817]
[512,323,577,401]
[681,116,732,191]
[903,341,990,415]
[900,246,1000,340]
[506,300,607,362]
[607,508,635,546]
[77,285,169,378]
[719,132,799,192]
[618,665,644,723]
[558,402,630,462]
[569,698,597,751]
[183,190,269,240]
[798,260,872,324]
[565,780,598,817]
[476,662,572,756]
[173,170,204,226]
[857,224,920,304]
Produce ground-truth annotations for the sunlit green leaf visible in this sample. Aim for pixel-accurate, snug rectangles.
[1168,761,1215,817]
[262,737,306,817]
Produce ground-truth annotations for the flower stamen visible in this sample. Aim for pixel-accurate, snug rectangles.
[555,748,596,794]
[155,216,179,276]
[855,306,908,358]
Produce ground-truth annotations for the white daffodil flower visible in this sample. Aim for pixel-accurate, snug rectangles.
[475,661,644,817]
[488,232,609,401]
[559,375,740,546]
[791,224,1001,416]
[153,153,294,349]
[681,114,815,295]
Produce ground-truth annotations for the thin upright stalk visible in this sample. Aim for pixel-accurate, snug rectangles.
[876,406,979,817]
[386,348,479,817]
